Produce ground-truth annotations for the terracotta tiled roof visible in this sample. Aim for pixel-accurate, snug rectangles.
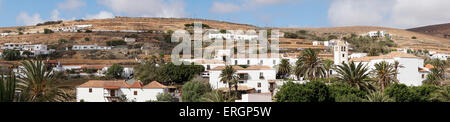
[194,59,225,64]
[143,81,168,88]
[217,86,254,92]
[79,80,131,88]
[129,81,144,88]
[425,64,435,69]
[350,52,419,62]
[211,65,273,70]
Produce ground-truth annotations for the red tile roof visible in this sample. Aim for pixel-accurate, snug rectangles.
[143,81,168,88]
[211,65,273,71]
[79,80,131,88]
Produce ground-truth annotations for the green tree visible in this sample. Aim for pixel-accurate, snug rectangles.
[335,62,373,91]
[156,92,177,102]
[44,28,54,34]
[17,60,74,102]
[277,59,291,79]
[294,48,326,80]
[181,81,211,102]
[431,86,450,102]
[0,71,17,102]
[2,49,21,61]
[428,59,447,79]
[384,83,411,102]
[275,81,331,102]
[22,51,34,58]
[201,90,233,102]
[423,68,443,85]
[323,59,334,79]
[373,61,396,93]
[363,91,393,102]
[106,64,124,79]
[328,82,366,102]
[220,65,239,97]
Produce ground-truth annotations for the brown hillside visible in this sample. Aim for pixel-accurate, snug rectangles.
[407,23,450,39]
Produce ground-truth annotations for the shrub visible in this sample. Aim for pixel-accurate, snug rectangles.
[44,29,54,34]
[106,40,127,46]
[182,81,211,102]
[275,81,332,102]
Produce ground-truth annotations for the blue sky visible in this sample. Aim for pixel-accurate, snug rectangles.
[0,0,449,29]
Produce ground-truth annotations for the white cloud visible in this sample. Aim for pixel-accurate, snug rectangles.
[16,12,44,26]
[98,0,185,17]
[209,0,296,13]
[58,0,86,11]
[50,9,61,21]
[86,11,115,19]
[328,0,450,28]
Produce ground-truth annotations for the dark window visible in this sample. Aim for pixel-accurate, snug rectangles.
[342,54,345,58]
[134,91,138,95]
[247,60,250,65]
[422,74,425,79]
[258,83,261,88]
[89,88,92,93]
[207,65,211,70]
[235,60,238,65]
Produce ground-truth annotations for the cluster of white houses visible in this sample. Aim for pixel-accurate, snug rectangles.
[53,24,93,32]
[71,44,112,51]
[0,43,54,56]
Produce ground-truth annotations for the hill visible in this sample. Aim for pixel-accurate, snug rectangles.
[407,23,450,39]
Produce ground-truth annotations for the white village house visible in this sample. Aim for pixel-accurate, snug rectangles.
[72,44,112,50]
[430,53,450,61]
[1,43,53,56]
[209,65,277,94]
[77,80,169,102]
[360,30,392,38]
[350,52,431,86]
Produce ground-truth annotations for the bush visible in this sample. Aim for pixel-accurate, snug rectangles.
[275,81,332,102]
[106,64,124,79]
[412,36,417,39]
[44,29,54,34]
[182,81,211,102]
[85,30,93,33]
[156,92,177,102]
[2,50,21,61]
[328,82,366,102]
[106,40,127,46]
[385,83,439,102]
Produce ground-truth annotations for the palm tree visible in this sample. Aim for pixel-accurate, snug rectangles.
[429,59,447,79]
[335,62,373,91]
[294,48,326,80]
[431,86,450,102]
[220,65,239,98]
[201,90,234,102]
[323,59,334,78]
[364,91,393,102]
[277,59,291,79]
[16,60,74,102]
[0,71,17,102]
[423,68,443,85]
[392,61,402,83]
[373,61,396,93]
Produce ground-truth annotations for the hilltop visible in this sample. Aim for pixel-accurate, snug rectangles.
[407,23,450,39]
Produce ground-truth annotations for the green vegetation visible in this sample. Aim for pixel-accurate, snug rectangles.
[277,59,291,79]
[220,65,239,97]
[294,49,326,80]
[184,23,211,29]
[44,28,54,34]
[106,40,127,46]
[106,64,124,79]
[135,58,205,85]
[16,60,74,102]
[181,81,211,102]
[36,20,62,26]
[2,49,21,61]
[275,80,332,102]
[0,71,17,102]
[343,34,396,56]
[156,92,177,102]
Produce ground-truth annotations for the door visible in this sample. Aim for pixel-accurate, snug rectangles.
[110,90,116,97]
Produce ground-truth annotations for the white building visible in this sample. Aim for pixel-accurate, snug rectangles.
[333,40,349,65]
[124,38,136,43]
[1,43,53,56]
[209,66,277,94]
[430,53,450,60]
[361,30,391,38]
[1,43,29,50]
[236,93,273,102]
[54,24,92,32]
[349,53,368,59]
[350,52,430,86]
[208,33,259,41]
[77,80,169,102]
[72,44,112,50]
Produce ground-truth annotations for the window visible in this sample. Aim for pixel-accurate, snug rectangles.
[257,90,261,93]
[342,54,345,58]
[207,65,211,70]
[260,72,264,79]
[235,60,238,65]
[273,60,276,65]
[422,74,425,79]
[257,83,261,88]
[134,91,138,95]
[247,60,250,65]
[89,88,92,93]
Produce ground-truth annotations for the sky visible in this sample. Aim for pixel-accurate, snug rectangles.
[0,0,449,29]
